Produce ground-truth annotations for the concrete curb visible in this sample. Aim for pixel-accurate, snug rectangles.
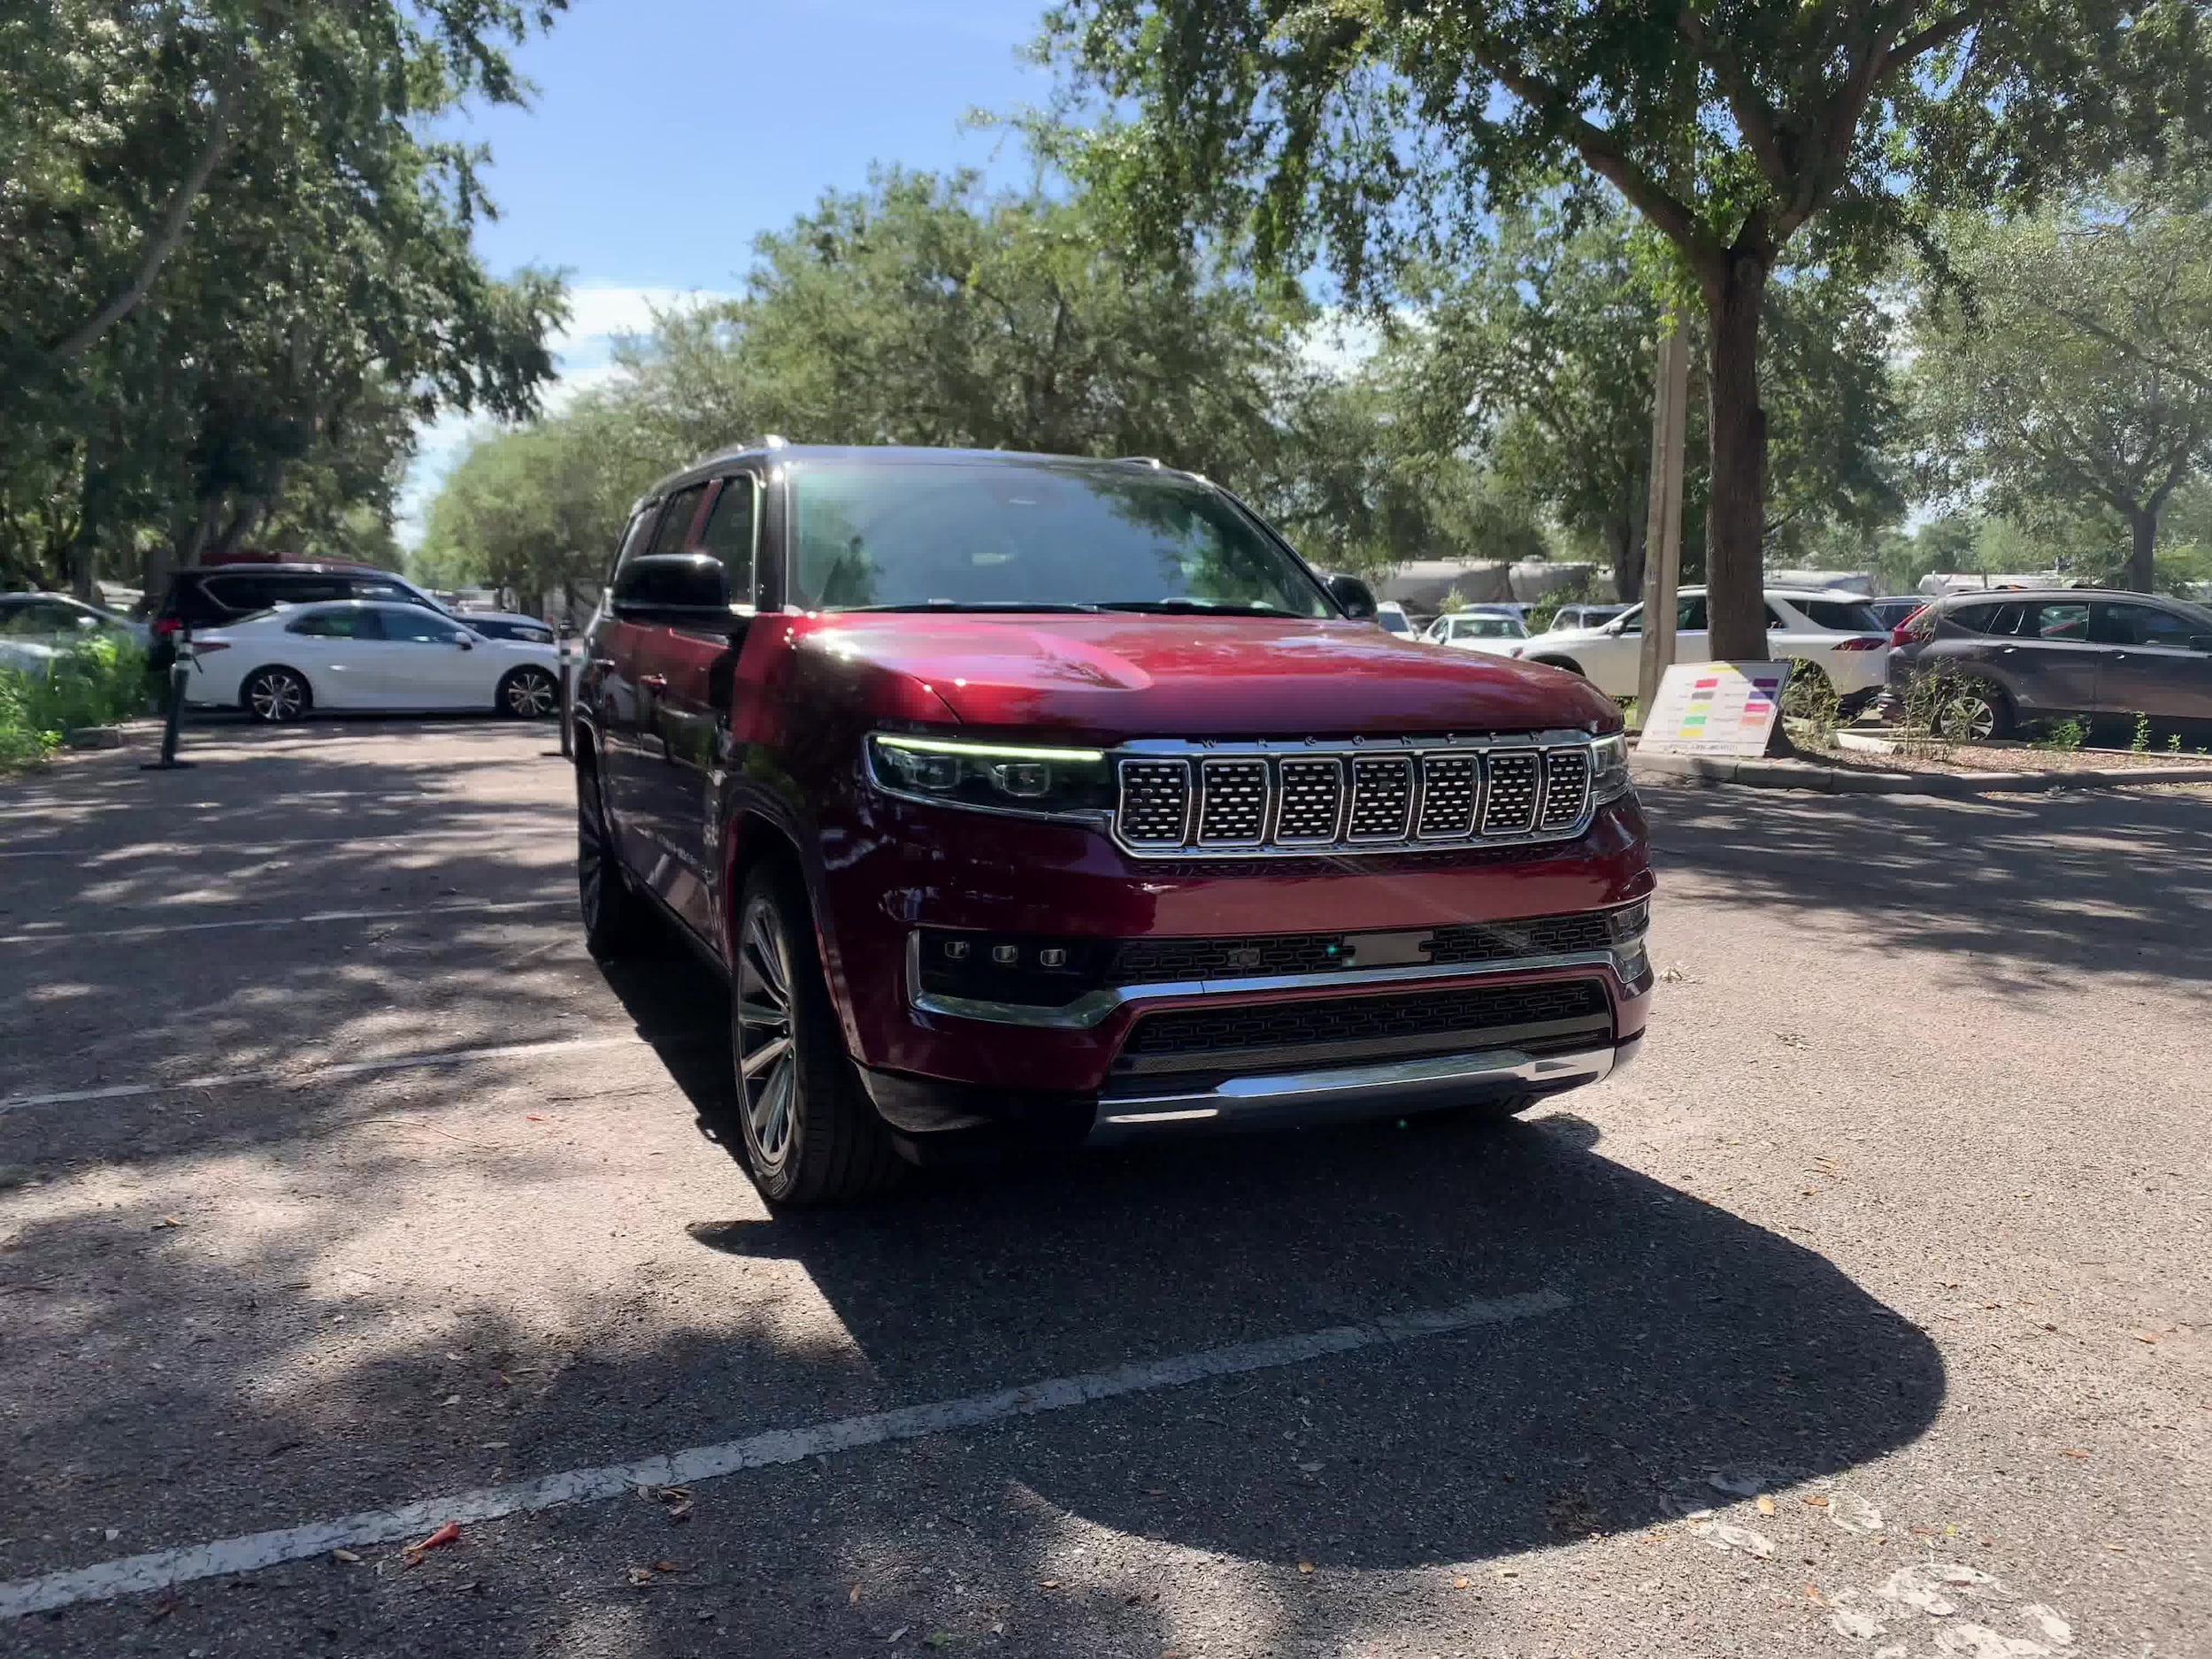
[1632,750,2212,797]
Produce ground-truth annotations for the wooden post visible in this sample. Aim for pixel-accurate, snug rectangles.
[1636,312,1691,725]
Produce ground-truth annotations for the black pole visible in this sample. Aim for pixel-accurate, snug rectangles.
[557,641,574,759]
[140,657,195,772]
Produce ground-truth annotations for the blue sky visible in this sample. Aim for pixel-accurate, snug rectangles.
[401,0,1056,541]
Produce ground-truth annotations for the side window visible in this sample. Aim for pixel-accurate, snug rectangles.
[285,610,368,639]
[648,484,708,556]
[611,506,657,582]
[1763,603,1788,628]
[343,579,411,603]
[205,576,277,612]
[378,607,470,645]
[699,476,757,602]
[2093,603,2193,649]
[1677,595,1708,631]
[1948,602,2002,635]
[2030,602,2090,641]
[1615,605,1642,635]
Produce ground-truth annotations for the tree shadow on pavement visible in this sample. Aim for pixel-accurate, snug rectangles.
[1642,780,2212,988]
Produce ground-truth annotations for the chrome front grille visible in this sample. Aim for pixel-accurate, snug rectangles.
[1111,737,1600,858]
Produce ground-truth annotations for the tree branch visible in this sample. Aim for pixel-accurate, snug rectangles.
[50,65,246,365]
[1483,59,1724,275]
[1676,8,1793,194]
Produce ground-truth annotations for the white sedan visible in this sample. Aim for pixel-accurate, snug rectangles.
[1420,611,1532,657]
[1521,587,1892,710]
[183,600,563,722]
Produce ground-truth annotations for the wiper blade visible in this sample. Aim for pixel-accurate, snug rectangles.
[835,601,1108,614]
[1092,599,1288,618]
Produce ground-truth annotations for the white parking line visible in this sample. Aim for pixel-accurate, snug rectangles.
[0,1288,1568,1617]
[0,1034,640,1113]
[0,896,569,946]
[0,824,571,860]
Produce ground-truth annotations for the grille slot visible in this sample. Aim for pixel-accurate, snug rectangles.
[1109,909,1627,983]
[1417,753,1480,839]
[1197,758,1269,844]
[1273,757,1343,841]
[1120,979,1611,1071]
[1540,749,1591,828]
[1481,751,1540,834]
[1347,756,1415,841]
[1117,760,1192,846]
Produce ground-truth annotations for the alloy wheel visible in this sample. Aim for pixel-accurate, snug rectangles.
[248,671,304,722]
[735,897,799,1175]
[507,670,557,717]
[1938,693,1998,741]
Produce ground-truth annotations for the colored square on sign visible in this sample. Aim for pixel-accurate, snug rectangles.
[1753,678,1781,693]
[1694,678,1719,688]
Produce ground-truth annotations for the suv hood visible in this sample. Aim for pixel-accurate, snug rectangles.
[805,614,1619,740]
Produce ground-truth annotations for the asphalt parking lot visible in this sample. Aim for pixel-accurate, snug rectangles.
[2,723,2206,1658]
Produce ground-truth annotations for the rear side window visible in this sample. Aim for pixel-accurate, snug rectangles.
[1796,599,1882,631]
[285,609,376,639]
[2028,602,2090,640]
[648,484,709,556]
[699,476,757,601]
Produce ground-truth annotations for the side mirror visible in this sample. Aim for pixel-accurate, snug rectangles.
[1325,572,1378,620]
[611,553,749,634]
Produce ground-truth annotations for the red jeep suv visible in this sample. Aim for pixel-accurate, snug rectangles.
[575,443,1653,1203]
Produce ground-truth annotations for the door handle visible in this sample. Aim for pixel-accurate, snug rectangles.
[640,673,669,692]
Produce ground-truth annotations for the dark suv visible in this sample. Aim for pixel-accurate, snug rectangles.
[575,443,1653,1204]
[1889,588,2212,737]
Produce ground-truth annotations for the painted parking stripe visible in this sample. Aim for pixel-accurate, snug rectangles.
[0,1287,1567,1617]
[0,1034,640,1114]
[0,895,569,946]
[0,823,571,860]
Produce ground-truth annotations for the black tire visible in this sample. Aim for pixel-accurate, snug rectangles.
[499,666,559,718]
[577,751,653,956]
[731,860,901,1206]
[240,666,311,723]
[1932,680,2012,741]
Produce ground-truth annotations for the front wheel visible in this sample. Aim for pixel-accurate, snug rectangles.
[241,666,311,724]
[732,864,901,1206]
[499,666,558,718]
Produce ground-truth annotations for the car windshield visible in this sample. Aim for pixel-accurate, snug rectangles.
[786,460,1334,617]
[1793,597,1884,631]
[1457,616,1526,638]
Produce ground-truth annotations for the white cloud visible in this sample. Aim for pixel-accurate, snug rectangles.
[396,283,736,549]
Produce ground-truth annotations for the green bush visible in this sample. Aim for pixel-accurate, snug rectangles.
[0,634,152,772]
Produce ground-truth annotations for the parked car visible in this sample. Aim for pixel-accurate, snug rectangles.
[1868,595,1927,632]
[1421,611,1531,657]
[0,592,150,648]
[1526,587,1891,712]
[1887,588,2212,737]
[575,443,1652,1204]
[456,611,557,645]
[150,563,444,671]
[180,600,563,720]
[1372,600,1415,636]
[1548,603,1629,632]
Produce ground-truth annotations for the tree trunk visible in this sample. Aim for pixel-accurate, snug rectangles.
[2124,506,2157,593]
[1605,504,1647,611]
[1702,251,1771,662]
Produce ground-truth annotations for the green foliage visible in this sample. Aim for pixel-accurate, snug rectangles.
[1909,169,2212,592]
[0,634,150,771]
[2036,718,2087,753]
[0,1,570,595]
[1039,0,2208,657]
[2131,711,2154,753]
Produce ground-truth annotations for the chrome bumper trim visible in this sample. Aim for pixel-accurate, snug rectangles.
[906,938,1641,1031]
[1089,1043,1617,1139]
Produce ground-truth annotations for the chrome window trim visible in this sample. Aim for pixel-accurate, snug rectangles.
[905,933,1649,1031]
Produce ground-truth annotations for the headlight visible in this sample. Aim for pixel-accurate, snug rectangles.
[867,733,1115,819]
[1589,732,1632,803]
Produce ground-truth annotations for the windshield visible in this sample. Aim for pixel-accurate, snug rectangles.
[787,460,1335,617]
[1458,615,1526,639]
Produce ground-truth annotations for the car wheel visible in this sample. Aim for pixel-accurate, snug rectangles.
[732,862,901,1206]
[1933,681,2010,741]
[577,753,652,956]
[499,666,558,718]
[241,667,310,723]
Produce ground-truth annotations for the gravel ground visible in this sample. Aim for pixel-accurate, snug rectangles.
[2,720,2205,1658]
